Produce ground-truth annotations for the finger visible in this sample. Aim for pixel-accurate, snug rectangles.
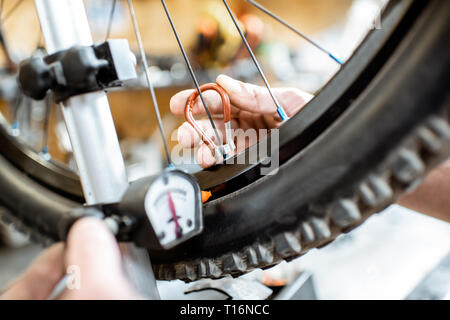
[177,122,202,148]
[170,77,312,120]
[276,87,313,117]
[62,218,136,299]
[263,113,282,129]
[177,119,239,148]
[1,244,65,300]
[216,74,312,117]
[197,144,217,169]
[65,218,123,282]
[170,88,239,117]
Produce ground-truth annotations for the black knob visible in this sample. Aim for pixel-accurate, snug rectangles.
[18,57,53,100]
[60,46,108,90]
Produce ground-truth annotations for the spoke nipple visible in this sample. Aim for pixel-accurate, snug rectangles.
[40,147,51,161]
[10,121,20,136]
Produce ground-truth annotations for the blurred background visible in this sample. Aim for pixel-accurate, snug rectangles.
[2,0,448,300]
[0,0,385,178]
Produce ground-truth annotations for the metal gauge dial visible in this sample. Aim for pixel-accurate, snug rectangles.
[144,170,202,248]
[117,169,203,250]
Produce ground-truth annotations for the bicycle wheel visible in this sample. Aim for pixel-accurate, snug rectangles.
[0,0,449,282]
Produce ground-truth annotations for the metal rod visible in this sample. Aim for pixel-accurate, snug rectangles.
[35,0,129,204]
[41,93,52,154]
[161,0,224,154]
[11,93,23,132]
[2,0,24,22]
[0,0,19,71]
[127,0,172,165]
[246,0,342,65]
[222,0,288,121]
[24,96,32,141]
[105,0,117,41]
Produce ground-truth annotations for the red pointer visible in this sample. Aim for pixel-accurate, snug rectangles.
[167,191,182,238]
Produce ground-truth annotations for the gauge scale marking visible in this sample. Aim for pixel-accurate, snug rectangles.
[143,170,203,249]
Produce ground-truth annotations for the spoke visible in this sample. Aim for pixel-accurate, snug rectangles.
[0,23,14,70]
[105,0,118,41]
[0,0,16,71]
[0,0,23,70]
[127,0,173,165]
[11,93,23,133]
[245,0,342,65]
[2,0,24,23]
[161,0,224,155]
[222,0,288,121]
[41,93,52,155]
[24,97,31,137]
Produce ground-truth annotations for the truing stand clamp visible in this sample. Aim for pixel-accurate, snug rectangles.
[18,39,136,103]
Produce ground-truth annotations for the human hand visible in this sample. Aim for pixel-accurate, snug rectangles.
[398,158,450,223]
[170,74,313,168]
[1,218,141,300]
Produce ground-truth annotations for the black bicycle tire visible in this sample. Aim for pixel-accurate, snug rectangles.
[0,0,448,281]
[153,0,450,281]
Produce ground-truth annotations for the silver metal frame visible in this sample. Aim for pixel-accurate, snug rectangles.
[34,0,127,205]
[34,0,159,299]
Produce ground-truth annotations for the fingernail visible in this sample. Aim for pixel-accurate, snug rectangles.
[217,74,241,94]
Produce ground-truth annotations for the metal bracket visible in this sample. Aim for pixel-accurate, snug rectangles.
[18,39,136,103]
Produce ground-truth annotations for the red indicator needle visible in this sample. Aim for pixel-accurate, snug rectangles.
[167,191,182,238]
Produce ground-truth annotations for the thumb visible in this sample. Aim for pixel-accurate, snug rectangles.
[63,218,136,299]
[65,218,122,279]
[216,74,312,117]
